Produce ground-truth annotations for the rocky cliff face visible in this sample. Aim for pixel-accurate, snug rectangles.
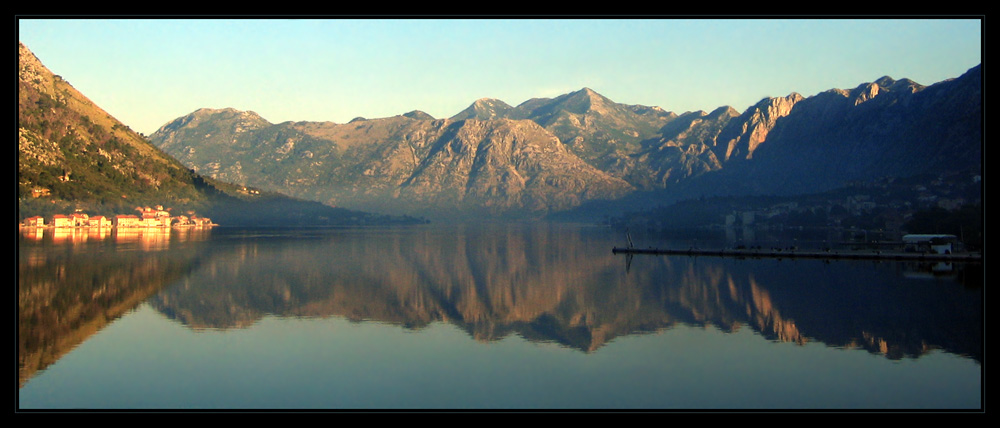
[714,93,803,162]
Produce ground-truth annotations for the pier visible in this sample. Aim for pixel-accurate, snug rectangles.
[611,246,982,262]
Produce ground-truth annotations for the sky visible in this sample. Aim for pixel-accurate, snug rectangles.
[18,17,982,136]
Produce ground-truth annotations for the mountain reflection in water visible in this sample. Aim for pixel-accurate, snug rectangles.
[18,227,214,387]
[19,223,982,390]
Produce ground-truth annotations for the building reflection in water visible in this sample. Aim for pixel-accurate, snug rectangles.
[18,226,214,386]
[19,224,982,388]
[20,226,214,249]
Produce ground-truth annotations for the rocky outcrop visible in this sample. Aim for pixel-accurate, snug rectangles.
[714,93,803,162]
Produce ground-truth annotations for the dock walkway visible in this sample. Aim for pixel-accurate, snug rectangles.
[611,247,982,262]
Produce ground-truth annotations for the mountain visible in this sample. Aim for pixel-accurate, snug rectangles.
[712,93,804,163]
[25,32,978,224]
[503,88,679,172]
[402,110,436,120]
[667,65,982,201]
[449,98,513,121]
[576,67,979,220]
[18,42,415,226]
[149,62,980,220]
[152,109,634,219]
[150,87,683,219]
[614,106,739,190]
[19,42,207,212]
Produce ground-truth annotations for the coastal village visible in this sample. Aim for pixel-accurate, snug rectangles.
[609,171,981,263]
[20,205,215,230]
[616,172,980,240]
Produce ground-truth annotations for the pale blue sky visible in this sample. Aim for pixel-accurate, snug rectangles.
[18,18,982,135]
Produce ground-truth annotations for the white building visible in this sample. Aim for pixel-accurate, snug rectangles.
[902,234,961,254]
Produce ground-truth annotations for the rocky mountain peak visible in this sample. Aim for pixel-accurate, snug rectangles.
[753,93,803,111]
[18,43,47,86]
[561,87,613,114]
[887,78,924,94]
[402,110,436,120]
[18,42,107,118]
[166,107,267,128]
[850,82,885,105]
[709,105,741,119]
[873,75,896,87]
[870,75,925,94]
[576,87,603,100]
[450,98,514,121]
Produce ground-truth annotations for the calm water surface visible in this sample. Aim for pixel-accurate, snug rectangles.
[17,223,982,410]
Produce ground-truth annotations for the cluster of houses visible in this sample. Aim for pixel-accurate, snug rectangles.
[21,205,215,229]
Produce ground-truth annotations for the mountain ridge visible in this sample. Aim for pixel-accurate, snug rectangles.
[152,109,634,218]
[149,63,980,220]
[18,42,420,226]
[25,33,976,222]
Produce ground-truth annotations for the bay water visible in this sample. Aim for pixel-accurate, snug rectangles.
[17,223,982,410]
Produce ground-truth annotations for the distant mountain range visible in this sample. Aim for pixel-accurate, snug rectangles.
[19,40,980,222]
[18,42,420,226]
[151,107,635,218]
[669,68,982,198]
[150,64,980,220]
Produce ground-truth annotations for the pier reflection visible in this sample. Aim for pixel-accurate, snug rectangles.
[19,224,982,389]
[143,225,983,362]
